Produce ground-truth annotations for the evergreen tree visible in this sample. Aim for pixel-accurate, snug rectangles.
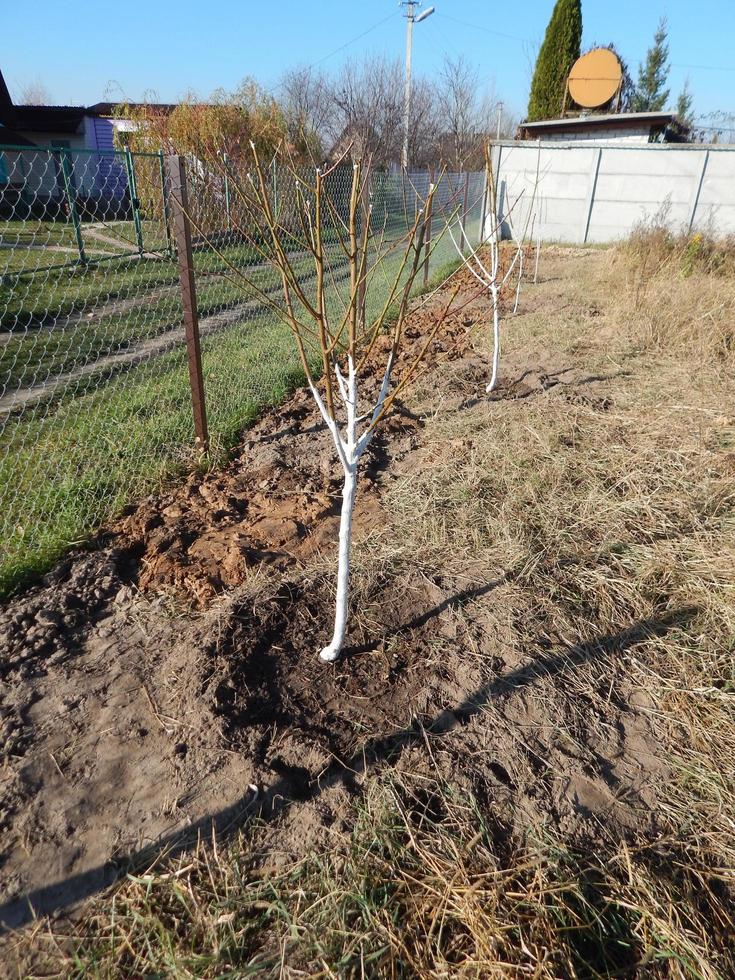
[633,17,670,112]
[676,78,694,127]
[526,0,582,121]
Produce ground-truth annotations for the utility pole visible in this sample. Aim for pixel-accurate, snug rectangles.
[401,2,435,170]
[496,101,504,141]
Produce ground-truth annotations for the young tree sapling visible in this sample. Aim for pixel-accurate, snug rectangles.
[447,147,528,392]
[178,145,464,661]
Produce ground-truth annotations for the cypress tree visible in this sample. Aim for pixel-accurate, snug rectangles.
[633,17,670,112]
[526,0,582,122]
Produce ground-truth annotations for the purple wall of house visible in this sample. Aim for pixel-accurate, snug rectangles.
[87,116,127,200]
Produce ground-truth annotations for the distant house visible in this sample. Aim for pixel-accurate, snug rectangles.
[0,69,173,152]
[518,111,690,145]
[0,69,173,217]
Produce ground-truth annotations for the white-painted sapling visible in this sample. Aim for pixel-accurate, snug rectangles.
[447,146,534,393]
[183,145,461,662]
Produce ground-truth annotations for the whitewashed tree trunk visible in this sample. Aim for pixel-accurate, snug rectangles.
[320,461,357,662]
[487,284,500,393]
[312,355,391,662]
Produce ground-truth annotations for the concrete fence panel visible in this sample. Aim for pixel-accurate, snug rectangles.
[696,151,735,234]
[485,141,735,245]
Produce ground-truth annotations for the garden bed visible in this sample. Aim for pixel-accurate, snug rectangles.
[1,245,733,977]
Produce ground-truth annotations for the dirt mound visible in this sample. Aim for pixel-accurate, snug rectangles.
[111,283,482,607]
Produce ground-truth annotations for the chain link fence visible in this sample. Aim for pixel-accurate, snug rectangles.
[0,147,485,594]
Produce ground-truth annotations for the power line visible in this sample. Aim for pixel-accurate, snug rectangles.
[263,11,398,97]
[438,12,530,45]
[693,121,735,133]
[309,12,399,70]
[423,14,463,62]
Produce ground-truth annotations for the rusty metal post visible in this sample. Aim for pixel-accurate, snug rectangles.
[461,171,470,256]
[423,167,434,288]
[166,154,209,453]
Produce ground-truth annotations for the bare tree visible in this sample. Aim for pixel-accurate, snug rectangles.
[280,54,513,171]
[436,56,501,171]
[16,78,52,105]
[448,145,536,391]
[279,66,334,160]
[406,76,441,169]
[330,57,404,168]
[479,90,518,141]
[179,147,467,661]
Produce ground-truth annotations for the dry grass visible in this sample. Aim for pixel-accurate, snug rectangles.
[7,243,735,978]
[16,773,730,979]
[616,220,735,362]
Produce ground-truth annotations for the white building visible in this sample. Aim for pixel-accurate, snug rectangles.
[518,111,689,146]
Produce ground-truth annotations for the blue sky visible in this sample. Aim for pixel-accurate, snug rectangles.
[4,0,733,123]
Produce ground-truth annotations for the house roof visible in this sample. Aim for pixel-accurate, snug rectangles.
[0,67,179,143]
[518,111,691,143]
[0,69,15,126]
[521,111,678,132]
[87,101,176,116]
[8,104,88,134]
[0,124,36,146]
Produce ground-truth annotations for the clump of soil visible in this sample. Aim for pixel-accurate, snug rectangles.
[0,266,666,937]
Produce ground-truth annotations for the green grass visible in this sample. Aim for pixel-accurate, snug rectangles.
[0,226,465,596]
[0,230,350,331]
[0,248,349,390]
[0,310,307,594]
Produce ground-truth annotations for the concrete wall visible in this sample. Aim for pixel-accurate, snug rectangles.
[487,140,735,244]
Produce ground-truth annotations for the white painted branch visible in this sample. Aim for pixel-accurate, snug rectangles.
[451,219,495,285]
[308,381,350,472]
[333,360,349,404]
[486,285,500,393]
[357,352,393,455]
[447,221,503,395]
[319,355,369,663]
[512,248,523,315]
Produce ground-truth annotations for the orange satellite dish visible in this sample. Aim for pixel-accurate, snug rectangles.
[568,48,623,109]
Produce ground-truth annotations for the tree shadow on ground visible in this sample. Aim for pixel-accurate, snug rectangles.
[0,594,696,932]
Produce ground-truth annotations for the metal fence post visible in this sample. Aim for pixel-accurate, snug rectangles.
[59,149,87,265]
[423,167,434,288]
[223,152,232,230]
[688,149,710,232]
[357,173,369,327]
[478,167,488,245]
[166,154,209,454]
[158,150,173,257]
[124,147,145,256]
[461,171,470,255]
[582,146,603,244]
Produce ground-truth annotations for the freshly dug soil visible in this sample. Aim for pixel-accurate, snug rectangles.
[0,262,665,938]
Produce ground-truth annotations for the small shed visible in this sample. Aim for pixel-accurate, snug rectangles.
[518,111,689,145]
